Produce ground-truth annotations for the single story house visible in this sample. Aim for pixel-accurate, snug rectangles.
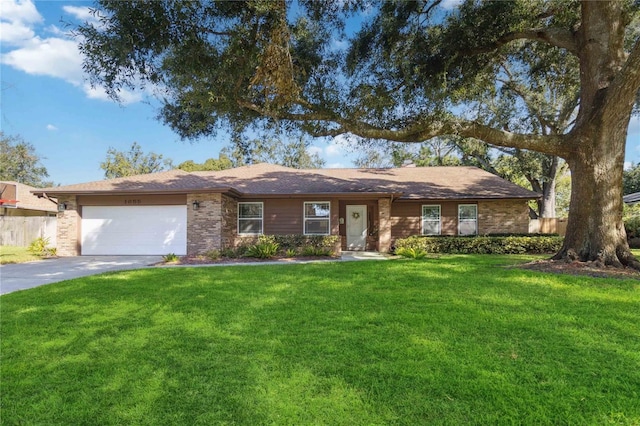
[32,163,539,256]
[1,181,57,216]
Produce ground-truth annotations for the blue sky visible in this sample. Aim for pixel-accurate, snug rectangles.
[2,0,640,186]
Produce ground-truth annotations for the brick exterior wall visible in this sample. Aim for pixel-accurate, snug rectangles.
[478,199,530,234]
[187,193,223,255]
[378,198,392,252]
[221,194,237,249]
[56,196,80,256]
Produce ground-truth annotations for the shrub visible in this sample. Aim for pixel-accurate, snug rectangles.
[395,247,428,259]
[220,247,236,258]
[624,204,640,239]
[246,242,279,259]
[394,235,563,255]
[285,248,297,258]
[163,253,179,263]
[28,237,56,257]
[301,245,333,257]
[205,249,221,260]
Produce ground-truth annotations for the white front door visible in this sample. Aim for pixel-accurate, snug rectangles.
[346,205,367,250]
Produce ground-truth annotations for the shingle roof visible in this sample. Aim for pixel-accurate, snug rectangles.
[1,181,58,212]
[32,163,539,200]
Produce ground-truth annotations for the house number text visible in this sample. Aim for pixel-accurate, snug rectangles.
[124,199,142,205]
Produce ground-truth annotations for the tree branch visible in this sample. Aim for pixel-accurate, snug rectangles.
[468,28,578,56]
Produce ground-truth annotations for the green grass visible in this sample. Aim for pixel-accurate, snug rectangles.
[1,255,639,425]
[0,245,41,264]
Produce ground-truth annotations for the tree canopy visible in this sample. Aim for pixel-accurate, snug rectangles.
[100,142,173,179]
[0,132,52,187]
[78,1,640,268]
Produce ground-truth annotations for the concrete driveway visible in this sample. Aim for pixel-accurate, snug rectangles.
[0,256,162,295]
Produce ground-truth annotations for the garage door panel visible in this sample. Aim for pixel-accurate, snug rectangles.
[82,206,187,255]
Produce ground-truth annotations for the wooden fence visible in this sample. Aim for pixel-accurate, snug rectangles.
[529,218,567,236]
[0,216,57,247]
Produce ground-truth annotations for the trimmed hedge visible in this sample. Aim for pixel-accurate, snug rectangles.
[394,235,563,255]
[244,235,341,257]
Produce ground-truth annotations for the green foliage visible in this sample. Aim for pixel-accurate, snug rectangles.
[204,249,221,261]
[101,142,173,179]
[623,163,640,195]
[623,204,640,240]
[176,155,233,172]
[285,248,297,258]
[162,253,179,263]
[395,235,563,255]
[301,245,332,257]
[221,136,325,169]
[0,132,52,187]
[245,241,280,259]
[27,237,56,257]
[266,234,340,254]
[394,247,428,260]
[220,247,238,258]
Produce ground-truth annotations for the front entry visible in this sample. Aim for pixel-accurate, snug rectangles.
[346,205,367,250]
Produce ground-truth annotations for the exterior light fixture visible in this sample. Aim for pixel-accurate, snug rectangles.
[192,200,201,210]
[57,203,67,212]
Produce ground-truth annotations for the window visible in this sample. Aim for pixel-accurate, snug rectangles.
[238,202,263,235]
[422,205,441,235]
[304,202,330,235]
[458,204,478,235]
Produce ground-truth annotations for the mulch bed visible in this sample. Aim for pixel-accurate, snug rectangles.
[162,254,340,266]
[517,259,640,280]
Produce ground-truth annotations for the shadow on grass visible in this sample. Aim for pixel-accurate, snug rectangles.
[2,258,639,424]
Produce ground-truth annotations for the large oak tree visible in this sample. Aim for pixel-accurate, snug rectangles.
[78,0,640,268]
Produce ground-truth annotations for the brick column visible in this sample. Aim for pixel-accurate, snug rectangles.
[187,193,222,255]
[57,196,80,256]
[220,194,237,249]
[378,198,392,252]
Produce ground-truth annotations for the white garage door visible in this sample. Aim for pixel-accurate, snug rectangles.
[82,206,187,255]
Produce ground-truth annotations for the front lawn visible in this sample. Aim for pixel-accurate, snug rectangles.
[0,246,41,264]
[1,255,639,424]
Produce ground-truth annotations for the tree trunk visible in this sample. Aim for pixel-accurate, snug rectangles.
[549,1,640,269]
[539,178,556,218]
[537,156,559,218]
[553,126,639,269]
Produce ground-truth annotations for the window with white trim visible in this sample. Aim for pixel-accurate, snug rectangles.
[458,204,478,235]
[304,202,330,235]
[422,205,441,235]
[238,202,263,235]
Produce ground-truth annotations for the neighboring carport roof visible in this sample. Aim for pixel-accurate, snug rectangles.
[1,181,57,212]
[623,192,640,204]
[32,163,540,200]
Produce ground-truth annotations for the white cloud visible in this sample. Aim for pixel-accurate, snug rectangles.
[2,37,84,83]
[0,20,35,44]
[625,161,633,170]
[1,0,42,24]
[440,0,464,10]
[325,142,343,156]
[62,5,94,21]
[82,83,143,105]
[46,124,58,131]
[0,1,144,105]
[0,0,42,45]
[307,146,323,156]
